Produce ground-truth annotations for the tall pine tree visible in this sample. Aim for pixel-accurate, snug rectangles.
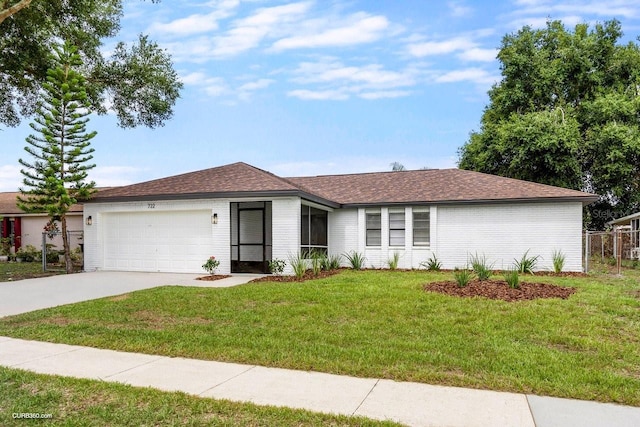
[18,41,97,273]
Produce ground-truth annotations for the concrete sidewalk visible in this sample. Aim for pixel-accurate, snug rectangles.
[2,337,639,427]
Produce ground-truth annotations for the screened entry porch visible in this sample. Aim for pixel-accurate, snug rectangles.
[231,202,272,273]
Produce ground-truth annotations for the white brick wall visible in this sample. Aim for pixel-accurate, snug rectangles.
[339,202,583,272]
[84,197,300,274]
[328,208,357,265]
[271,197,301,275]
[436,202,583,272]
[84,197,585,274]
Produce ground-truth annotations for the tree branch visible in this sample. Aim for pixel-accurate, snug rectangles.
[0,0,33,25]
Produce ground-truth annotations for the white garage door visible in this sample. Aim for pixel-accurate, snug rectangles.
[103,210,213,273]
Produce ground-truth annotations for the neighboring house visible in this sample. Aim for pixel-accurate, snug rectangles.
[83,162,598,274]
[0,192,84,254]
[607,212,640,259]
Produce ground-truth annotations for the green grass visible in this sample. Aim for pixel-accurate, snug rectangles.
[0,367,396,426]
[0,270,639,406]
[0,262,59,282]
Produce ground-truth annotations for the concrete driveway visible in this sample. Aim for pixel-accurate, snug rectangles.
[0,271,260,318]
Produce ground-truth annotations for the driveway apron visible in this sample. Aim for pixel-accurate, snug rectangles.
[0,271,254,317]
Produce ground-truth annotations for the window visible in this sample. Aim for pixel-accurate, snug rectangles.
[413,208,430,246]
[389,209,405,246]
[301,205,328,256]
[366,210,381,246]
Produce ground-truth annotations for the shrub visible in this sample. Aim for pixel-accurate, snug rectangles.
[0,237,11,256]
[288,252,307,279]
[322,254,342,271]
[268,258,286,275]
[70,247,83,264]
[16,245,40,262]
[551,249,565,273]
[504,269,520,289]
[470,252,493,281]
[343,251,366,270]
[387,252,401,270]
[420,253,442,271]
[454,268,472,287]
[309,250,324,276]
[514,250,540,274]
[202,256,220,275]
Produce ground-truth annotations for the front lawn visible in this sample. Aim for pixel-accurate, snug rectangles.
[0,270,638,406]
[0,367,396,426]
[0,262,60,282]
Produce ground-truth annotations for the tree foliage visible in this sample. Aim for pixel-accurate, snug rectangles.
[0,0,180,129]
[458,20,640,228]
[18,42,97,273]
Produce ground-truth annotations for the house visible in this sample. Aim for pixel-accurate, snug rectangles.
[82,162,598,274]
[607,212,640,259]
[0,192,84,255]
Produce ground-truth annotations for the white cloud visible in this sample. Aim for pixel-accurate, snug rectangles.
[358,90,412,100]
[435,68,499,85]
[238,79,274,91]
[148,0,240,36]
[181,72,230,96]
[292,60,416,88]
[457,47,498,62]
[211,2,312,57]
[270,13,389,51]
[287,89,349,100]
[0,165,21,192]
[507,1,640,30]
[408,37,476,57]
[516,1,640,18]
[288,58,420,100]
[237,78,275,100]
[448,1,473,17]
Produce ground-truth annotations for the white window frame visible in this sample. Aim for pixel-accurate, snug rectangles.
[388,208,405,247]
[366,209,382,247]
[412,207,430,247]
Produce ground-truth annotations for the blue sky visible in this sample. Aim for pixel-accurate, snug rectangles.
[2,0,640,191]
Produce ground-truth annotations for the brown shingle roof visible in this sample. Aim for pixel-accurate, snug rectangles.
[88,162,598,206]
[92,162,305,201]
[0,190,107,215]
[288,168,598,205]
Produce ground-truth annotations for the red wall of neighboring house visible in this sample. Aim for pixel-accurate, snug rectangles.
[0,217,21,252]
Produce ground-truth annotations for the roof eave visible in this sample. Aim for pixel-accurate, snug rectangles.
[606,211,640,226]
[86,189,340,208]
[340,195,599,208]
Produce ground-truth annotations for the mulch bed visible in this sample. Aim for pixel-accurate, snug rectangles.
[196,275,232,281]
[250,269,343,283]
[424,279,577,302]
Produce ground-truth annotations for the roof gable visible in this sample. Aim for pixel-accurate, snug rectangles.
[92,162,305,201]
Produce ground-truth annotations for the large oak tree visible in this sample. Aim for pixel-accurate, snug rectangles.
[458,20,640,228]
[0,0,181,129]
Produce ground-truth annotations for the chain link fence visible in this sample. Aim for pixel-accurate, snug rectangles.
[584,228,640,274]
[41,230,84,272]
